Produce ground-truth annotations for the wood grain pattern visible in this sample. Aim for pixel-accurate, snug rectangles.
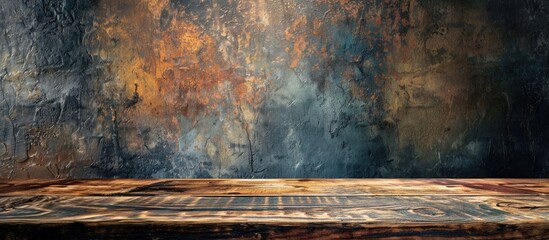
[0,179,547,196]
[0,179,547,239]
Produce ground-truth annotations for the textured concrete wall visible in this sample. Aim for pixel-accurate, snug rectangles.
[0,0,547,178]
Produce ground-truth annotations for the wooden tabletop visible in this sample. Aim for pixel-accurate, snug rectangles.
[0,179,547,239]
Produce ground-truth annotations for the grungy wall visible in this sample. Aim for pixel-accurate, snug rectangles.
[0,0,548,178]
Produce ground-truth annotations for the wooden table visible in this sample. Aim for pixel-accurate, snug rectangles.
[0,179,547,239]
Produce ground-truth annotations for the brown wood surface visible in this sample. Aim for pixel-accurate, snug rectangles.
[0,179,547,239]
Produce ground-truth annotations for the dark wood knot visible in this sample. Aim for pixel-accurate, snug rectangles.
[410,207,446,217]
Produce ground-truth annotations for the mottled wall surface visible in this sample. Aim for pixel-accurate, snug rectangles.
[0,0,547,178]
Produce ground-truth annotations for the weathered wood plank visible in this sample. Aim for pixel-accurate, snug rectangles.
[0,179,547,239]
[0,195,547,223]
[0,179,547,196]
